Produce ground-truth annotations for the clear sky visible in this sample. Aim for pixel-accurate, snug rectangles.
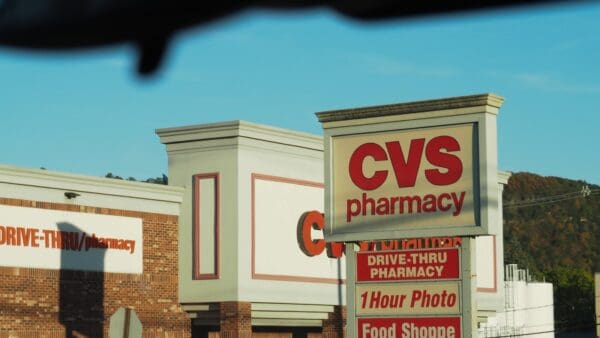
[1,2,599,185]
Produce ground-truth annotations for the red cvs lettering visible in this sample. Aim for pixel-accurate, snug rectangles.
[349,143,388,190]
[297,211,344,258]
[349,136,463,190]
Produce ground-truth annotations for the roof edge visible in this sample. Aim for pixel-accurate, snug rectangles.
[316,93,504,123]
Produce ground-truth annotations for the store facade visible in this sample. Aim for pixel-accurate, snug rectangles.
[157,121,345,338]
[0,94,518,337]
[156,94,509,338]
[0,166,190,337]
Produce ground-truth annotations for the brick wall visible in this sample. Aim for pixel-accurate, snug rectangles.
[0,198,191,338]
[220,302,251,338]
[322,306,346,338]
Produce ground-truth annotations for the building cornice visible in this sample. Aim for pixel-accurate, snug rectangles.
[156,120,323,151]
[316,93,504,124]
[0,165,183,204]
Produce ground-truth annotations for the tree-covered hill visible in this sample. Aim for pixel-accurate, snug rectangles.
[503,172,600,332]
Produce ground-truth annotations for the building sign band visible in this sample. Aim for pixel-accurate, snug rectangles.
[0,204,143,274]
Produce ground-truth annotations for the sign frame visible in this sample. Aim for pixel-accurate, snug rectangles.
[317,94,502,242]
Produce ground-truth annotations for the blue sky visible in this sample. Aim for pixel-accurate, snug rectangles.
[1,3,599,185]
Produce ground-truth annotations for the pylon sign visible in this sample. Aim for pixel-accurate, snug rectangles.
[316,94,501,338]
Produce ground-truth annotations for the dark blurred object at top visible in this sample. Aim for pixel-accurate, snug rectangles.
[0,0,578,76]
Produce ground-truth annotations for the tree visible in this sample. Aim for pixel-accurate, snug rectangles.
[503,172,600,333]
[543,267,594,331]
[104,173,167,185]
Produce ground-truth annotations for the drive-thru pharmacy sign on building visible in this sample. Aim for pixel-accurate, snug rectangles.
[316,94,504,337]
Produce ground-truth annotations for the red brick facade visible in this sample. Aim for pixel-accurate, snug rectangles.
[220,302,251,338]
[196,302,345,338]
[322,306,346,338]
[0,198,191,338]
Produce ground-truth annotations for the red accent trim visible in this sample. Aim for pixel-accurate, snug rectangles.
[251,173,343,285]
[252,273,345,285]
[477,234,497,293]
[192,173,220,280]
[252,173,325,189]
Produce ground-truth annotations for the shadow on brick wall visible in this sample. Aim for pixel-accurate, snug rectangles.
[58,222,105,337]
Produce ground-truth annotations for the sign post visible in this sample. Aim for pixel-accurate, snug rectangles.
[317,94,504,338]
[461,238,477,338]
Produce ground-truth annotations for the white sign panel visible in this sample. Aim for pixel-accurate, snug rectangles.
[253,174,346,283]
[0,205,143,273]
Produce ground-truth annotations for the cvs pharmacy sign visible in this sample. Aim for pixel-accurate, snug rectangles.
[330,123,478,238]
